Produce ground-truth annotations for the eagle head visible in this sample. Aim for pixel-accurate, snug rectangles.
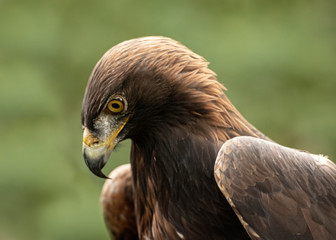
[81,36,228,178]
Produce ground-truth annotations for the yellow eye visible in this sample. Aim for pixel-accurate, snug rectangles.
[107,97,125,113]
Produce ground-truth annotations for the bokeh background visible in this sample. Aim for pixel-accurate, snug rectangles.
[1,0,335,239]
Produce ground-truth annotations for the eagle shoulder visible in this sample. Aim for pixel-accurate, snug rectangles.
[214,136,336,240]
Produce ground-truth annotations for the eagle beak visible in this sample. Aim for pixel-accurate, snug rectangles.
[82,117,129,178]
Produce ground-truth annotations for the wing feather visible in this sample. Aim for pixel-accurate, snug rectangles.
[100,164,138,240]
[214,136,336,240]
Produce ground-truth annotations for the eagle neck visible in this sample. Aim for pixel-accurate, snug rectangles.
[130,126,250,239]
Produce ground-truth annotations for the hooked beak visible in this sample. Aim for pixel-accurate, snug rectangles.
[82,117,129,178]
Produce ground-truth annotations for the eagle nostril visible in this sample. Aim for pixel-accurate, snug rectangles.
[83,128,101,147]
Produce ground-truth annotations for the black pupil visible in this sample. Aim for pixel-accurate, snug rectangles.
[112,103,120,109]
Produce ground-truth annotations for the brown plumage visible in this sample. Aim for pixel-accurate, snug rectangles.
[215,137,336,240]
[81,36,336,240]
[101,164,137,240]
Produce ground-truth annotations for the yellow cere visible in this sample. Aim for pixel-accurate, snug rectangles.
[83,128,101,147]
[83,115,130,151]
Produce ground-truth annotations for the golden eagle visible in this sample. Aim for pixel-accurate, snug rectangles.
[81,37,336,240]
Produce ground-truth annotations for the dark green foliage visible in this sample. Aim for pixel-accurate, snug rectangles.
[0,0,335,239]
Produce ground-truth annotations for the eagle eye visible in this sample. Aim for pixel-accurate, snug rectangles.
[107,96,125,113]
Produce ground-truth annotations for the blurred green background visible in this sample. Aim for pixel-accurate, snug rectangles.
[1,0,335,239]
